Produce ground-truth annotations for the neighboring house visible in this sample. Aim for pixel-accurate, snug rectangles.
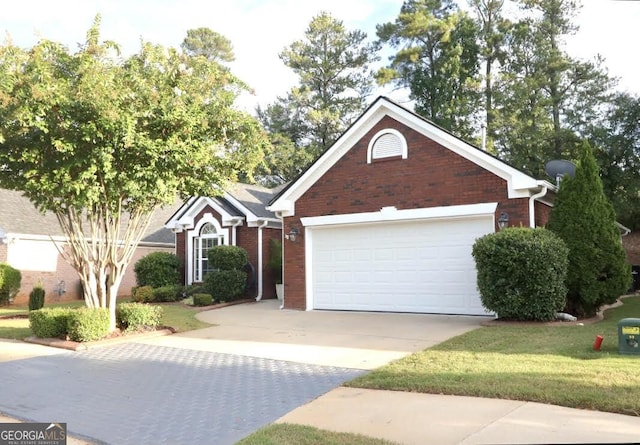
[0,188,180,305]
[164,183,283,300]
[267,96,557,316]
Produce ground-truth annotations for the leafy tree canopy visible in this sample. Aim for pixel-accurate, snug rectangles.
[0,16,268,330]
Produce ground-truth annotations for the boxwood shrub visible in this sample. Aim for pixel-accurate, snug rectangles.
[472,227,569,321]
[152,285,183,302]
[192,293,213,306]
[29,307,75,338]
[116,302,163,332]
[67,308,110,342]
[208,245,248,271]
[204,270,246,301]
[131,285,154,303]
[0,263,21,305]
[134,252,181,287]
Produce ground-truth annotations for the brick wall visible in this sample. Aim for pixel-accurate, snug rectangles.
[283,116,537,309]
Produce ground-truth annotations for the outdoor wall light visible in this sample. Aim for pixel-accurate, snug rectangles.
[498,212,510,230]
[286,227,300,242]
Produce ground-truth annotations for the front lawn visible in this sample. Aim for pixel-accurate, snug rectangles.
[347,295,640,416]
[0,299,211,340]
[236,423,399,445]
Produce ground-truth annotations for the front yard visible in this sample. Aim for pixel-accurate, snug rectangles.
[347,295,640,416]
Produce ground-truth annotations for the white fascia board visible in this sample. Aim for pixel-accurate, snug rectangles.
[269,98,544,213]
[164,196,197,230]
[301,203,498,228]
[223,192,260,224]
[246,217,282,228]
[268,103,391,215]
[170,197,239,232]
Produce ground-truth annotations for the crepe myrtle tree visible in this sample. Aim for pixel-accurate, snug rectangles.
[0,17,269,331]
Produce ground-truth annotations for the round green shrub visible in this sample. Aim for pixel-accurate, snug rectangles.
[134,252,181,287]
[152,285,183,302]
[192,293,213,306]
[131,285,154,303]
[203,270,246,301]
[472,227,569,321]
[67,308,110,342]
[208,245,248,271]
[0,263,21,305]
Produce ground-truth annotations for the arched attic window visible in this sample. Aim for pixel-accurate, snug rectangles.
[367,128,408,164]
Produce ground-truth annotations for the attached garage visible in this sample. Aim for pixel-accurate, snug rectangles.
[302,204,496,316]
[267,97,555,313]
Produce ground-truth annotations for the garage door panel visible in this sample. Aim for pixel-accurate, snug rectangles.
[311,217,492,316]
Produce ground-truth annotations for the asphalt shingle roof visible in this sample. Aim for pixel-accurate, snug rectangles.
[0,188,183,244]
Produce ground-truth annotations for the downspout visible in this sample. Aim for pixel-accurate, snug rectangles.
[277,211,285,310]
[529,185,548,228]
[230,217,243,246]
[255,219,269,301]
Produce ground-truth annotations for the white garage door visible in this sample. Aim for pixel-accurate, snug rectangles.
[310,216,493,315]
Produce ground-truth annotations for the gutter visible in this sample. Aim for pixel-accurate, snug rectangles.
[255,219,269,301]
[529,184,549,228]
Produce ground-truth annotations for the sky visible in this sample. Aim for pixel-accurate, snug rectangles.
[1,0,639,113]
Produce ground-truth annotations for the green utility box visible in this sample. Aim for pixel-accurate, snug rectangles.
[618,318,640,355]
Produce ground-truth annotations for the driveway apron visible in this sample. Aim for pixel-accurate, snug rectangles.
[0,342,363,445]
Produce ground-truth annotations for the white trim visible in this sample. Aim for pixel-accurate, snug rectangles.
[186,214,229,284]
[301,203,498,228]
[304,226,314,312]
[268,97,547,216]
[166,196,244,232]
[367,128,408,163]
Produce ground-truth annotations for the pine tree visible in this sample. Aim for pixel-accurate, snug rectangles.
[547,141,630,317]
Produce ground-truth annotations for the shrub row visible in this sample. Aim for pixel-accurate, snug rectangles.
[29,303,163,340]
[131,285,183,303]
[203,246,248,301]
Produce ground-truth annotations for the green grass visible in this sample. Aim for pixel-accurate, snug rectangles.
[347,295,640,416]
[235,423,400,445]
[0,299,211,339]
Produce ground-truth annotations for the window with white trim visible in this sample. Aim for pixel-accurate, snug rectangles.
[367,128,408,163]
[193,222,225,282]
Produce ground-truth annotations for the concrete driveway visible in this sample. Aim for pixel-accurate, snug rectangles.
[140,299,489,369]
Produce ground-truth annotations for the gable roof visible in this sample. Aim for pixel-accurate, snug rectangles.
[165,182,283,232]
[0,188,183,245]
[268,96,555,217]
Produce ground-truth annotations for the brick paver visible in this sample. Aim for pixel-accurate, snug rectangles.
[0,342,363,444]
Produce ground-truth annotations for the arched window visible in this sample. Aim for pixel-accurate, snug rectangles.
[367,129,408,163]
[193,222,226,282]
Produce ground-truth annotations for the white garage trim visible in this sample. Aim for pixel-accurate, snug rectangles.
[303,203,498,314]
[301,202,498,228]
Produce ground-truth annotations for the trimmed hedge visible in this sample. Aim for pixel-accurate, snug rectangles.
[0,263,21,305]
[116,302,163,332]
[152,285,183,302]
[67,308,110,342]
[192,293,213,306]
[472,227,569,321]
[29,307,75,338]
[131,285,154,303]
[208,245,248,271]
[134,252,181,288]
[204,270,246,301]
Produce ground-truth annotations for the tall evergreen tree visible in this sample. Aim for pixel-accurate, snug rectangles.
[547,142,630,317]
[256,11,378,185]
[494,0,612,177]
[377,0,481,139]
